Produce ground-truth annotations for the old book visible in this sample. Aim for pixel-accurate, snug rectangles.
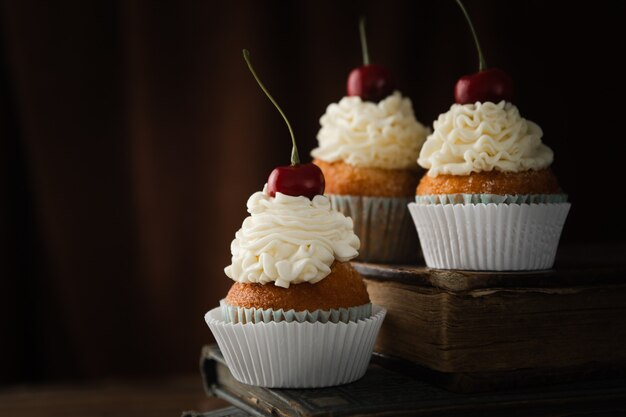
[200,344,626,417]
[354,244,626,392]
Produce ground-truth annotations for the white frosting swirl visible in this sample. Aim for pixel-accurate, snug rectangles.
[224,186,360,288]
[418,101,553,177]
[311,91,429,170]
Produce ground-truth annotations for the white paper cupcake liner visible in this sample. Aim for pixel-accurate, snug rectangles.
[408,202,571,271]
[329,194,419,264]
[415,193,568,205]
[220,299,372,324]
[205,305,386,388]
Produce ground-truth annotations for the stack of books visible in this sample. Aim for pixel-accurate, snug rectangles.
[182,344,626,416]
[184,246,626,416]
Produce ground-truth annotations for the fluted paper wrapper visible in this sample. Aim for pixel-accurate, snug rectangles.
[220,299,372,324]
[415,193,568,205]
[329,194,419,264]
[408,202,571,271]
[205,305,386,388]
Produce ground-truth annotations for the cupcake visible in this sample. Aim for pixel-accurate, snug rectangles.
[408,2,570,271]
[205,50,385,388]
[221,187,372,325]
[311,18,429,264]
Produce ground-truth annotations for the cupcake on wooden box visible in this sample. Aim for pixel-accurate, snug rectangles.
[311,18,429,264]
[205,50,386,388]
[408,2,570,271]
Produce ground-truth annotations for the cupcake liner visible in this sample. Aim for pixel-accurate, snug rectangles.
[329,194,419,264]
[220,299,372,324]
[205,305,386,388]
[408,202,571,271]
[415,193,568,205]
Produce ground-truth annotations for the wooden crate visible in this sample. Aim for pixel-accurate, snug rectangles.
[355,244,626,392]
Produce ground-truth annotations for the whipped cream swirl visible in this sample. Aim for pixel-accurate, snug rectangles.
[311,91,429,170]
[418,101,553,177]
[224,186,360,288]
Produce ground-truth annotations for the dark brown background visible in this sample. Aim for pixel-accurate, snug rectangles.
[1,0,625,384]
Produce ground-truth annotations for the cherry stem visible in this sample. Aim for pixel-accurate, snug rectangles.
[455,0,487,71]
[242,49,300,165]
[359,16,370,66]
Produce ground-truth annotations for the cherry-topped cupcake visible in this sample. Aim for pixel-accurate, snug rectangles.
[205,50,385,388]
[311,17,429,264]
[408,1,570,271]
[223,183,370,322]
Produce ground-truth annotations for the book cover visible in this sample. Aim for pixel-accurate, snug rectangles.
[352,246,626,391]
[200,344,626,417]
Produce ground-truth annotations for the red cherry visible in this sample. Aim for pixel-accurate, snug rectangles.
[453,2,515,105]
[267,163,325,200]
[454,68,514,104]
[243,50,323,199]
[346,17,395,102]
[347,64,395,103]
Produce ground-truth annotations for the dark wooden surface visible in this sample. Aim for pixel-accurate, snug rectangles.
[0,374,228,417]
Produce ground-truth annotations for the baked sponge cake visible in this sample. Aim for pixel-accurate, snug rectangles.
[409,101,570,271]
[312,92,428,264]
[220,187,372,324]
[409,0,570,271]
[226,261,369,315]
[409,0,569,270]
[308,16,429,264]
[205,48,385,389]
[416,167,560,196]
[206,185,385,388]
[315,157,422,198]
